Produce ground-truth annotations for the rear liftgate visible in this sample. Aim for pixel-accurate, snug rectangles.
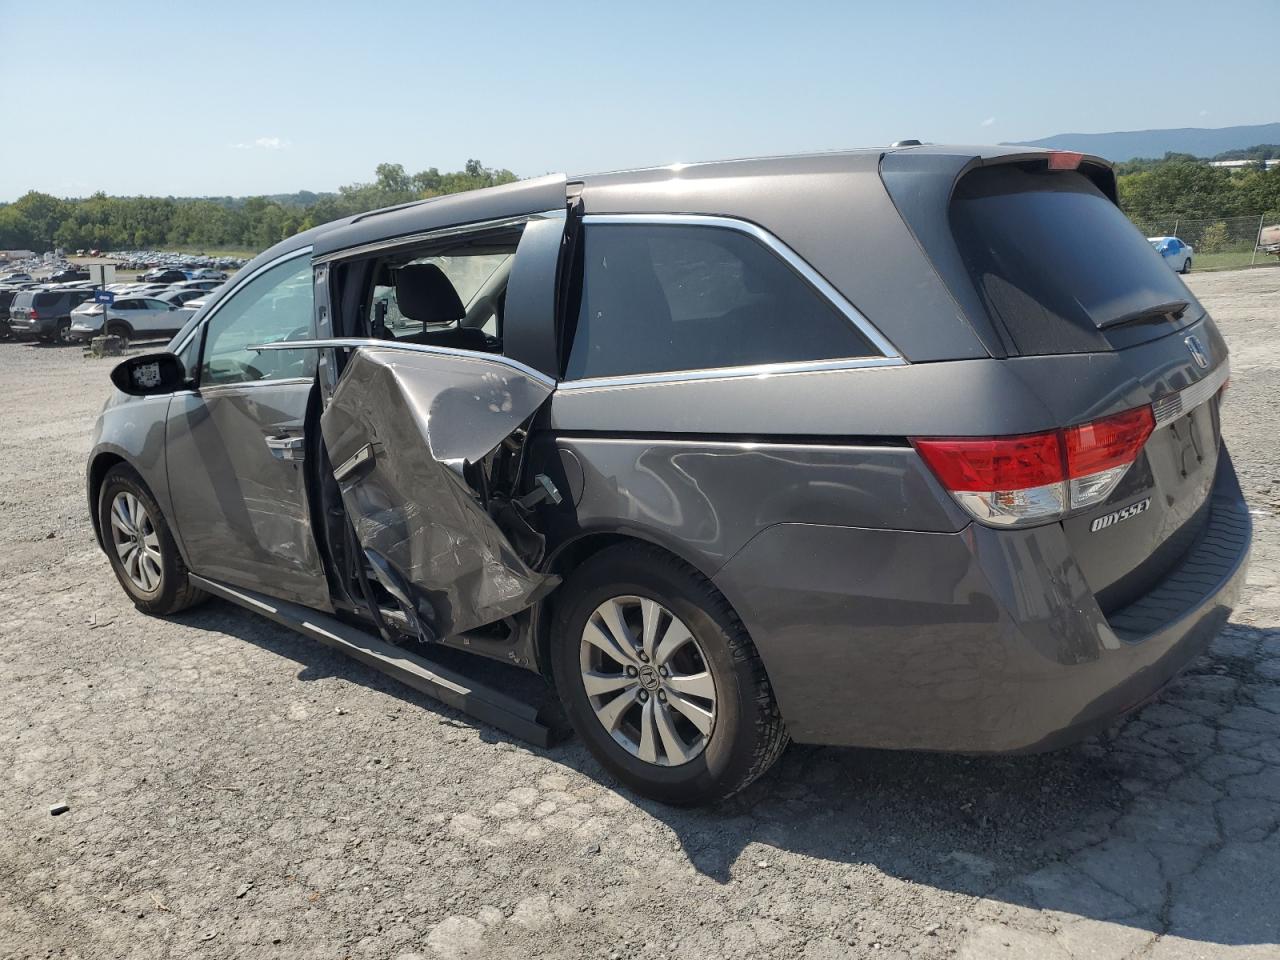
[204,340,564,745]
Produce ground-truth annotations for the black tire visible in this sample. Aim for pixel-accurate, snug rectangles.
[55,319,72,344]
[551,543,788,805]
[97,464,207,615]
[1182,259,1192,274]
[106,320,131,344]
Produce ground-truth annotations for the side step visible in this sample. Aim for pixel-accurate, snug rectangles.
[190,575,555,747]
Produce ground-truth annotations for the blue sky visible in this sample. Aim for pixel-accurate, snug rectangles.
[1,0,1275,200]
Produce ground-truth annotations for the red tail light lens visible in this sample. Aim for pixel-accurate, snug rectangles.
[1063,407,1154,478]
[912,404,1155,527]
[1047,151,1084,170]
[912,432,1064,492]
[29,309,39,320]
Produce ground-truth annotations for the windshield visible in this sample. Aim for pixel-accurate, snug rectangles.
[950,166,1200,354]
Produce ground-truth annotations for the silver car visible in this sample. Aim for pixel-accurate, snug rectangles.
[70,295,193,343]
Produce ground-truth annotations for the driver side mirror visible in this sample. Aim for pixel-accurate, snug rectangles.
[110,352,188,396]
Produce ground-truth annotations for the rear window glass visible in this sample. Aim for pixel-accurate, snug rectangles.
[563,224,876,380]
[951,167,1198,354]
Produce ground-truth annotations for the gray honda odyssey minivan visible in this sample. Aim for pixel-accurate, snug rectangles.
[87,145,1250,804]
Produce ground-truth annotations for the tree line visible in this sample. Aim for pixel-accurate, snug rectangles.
[0,159,517,253]
[2,152,1278,257]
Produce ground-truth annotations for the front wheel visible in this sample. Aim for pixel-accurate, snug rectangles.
[551,543,788,805]
[98,464,207,615]
[1182,259,1192,274]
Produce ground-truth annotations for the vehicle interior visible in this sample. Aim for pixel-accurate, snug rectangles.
[349,224,523,355]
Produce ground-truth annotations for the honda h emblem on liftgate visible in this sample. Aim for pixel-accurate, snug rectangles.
[1185,335,1209,369]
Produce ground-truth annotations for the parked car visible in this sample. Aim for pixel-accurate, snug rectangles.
[1148,236,1194,273]
[139,268,189,284]
[47,267,90,283]
[89,146,1249,805]
[8,288,96,341]
[154,288,208,308]
[69,295,193,343]
[1260,223,1280,260]
[0,272,32,284]
[0,287,16,338]
[190,268,228,280]
[173,279,224,292]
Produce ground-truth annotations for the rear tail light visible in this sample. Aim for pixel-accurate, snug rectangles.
[912,405,1155,527]
[28,309,39,320]
[1047,150,1084,170]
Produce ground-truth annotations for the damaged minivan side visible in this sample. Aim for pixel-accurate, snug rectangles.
[88,148,1250,805]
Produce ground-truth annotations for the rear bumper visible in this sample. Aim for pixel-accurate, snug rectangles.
[8,317,57,338]
[713,449,1251,752]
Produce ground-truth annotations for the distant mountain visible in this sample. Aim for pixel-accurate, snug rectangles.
[1008,123,1280,162]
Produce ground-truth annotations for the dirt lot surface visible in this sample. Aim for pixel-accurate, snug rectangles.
[1,268,1278,959]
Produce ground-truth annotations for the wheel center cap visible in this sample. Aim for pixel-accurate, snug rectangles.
[637,665,661,691]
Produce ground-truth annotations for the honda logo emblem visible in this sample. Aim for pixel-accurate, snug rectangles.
[1185,335,1209,369]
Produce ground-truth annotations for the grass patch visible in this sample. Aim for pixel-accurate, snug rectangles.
[1193,250,1280,272]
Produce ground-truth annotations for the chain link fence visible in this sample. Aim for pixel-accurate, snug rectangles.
[1132,214,1280,272]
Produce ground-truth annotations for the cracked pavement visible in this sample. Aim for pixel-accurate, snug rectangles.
[1,268,1278,959]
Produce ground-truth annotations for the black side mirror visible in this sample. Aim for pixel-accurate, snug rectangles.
[110,352,187,396]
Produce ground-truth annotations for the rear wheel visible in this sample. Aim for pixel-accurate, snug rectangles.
[55,319,72,344]
[98,464,206,615]
[551,543,788,805]
[106,320,130,345]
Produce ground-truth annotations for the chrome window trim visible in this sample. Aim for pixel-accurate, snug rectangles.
[572,212,903,369]
[1152,360,1230,428]
[171,246,314,356]
[250,337,557,390]
[557,354,903,392]
[313,208,565,265]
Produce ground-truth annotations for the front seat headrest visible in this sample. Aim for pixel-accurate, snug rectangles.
[396,263,465,325]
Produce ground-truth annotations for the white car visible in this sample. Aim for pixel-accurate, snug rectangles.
[68,295,195,343]
[1147,236,1194,274]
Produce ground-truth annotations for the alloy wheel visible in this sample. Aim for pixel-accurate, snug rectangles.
[110,491,163,592]
[579,595,717,766]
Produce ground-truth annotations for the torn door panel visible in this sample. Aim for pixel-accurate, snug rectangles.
[320,346,559,638]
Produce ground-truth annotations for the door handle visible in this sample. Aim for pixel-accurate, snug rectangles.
[265,434,305,462]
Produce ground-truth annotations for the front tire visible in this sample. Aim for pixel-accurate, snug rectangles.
[98,464,207,615]
[1182,259,1192,274]
[551,543,788,805]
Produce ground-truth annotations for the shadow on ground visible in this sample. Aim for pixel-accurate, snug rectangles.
[177,600,1280,949]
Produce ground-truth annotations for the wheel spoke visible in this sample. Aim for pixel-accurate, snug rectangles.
[653,618,693,668]
[143,531,159,550]
[637,697,658,763]
[126,493,141,529]
[583,620,636,669]
[654,700,692,765]
[639,598,662,660]
[598,598,635,655]
[582,670,636,698]
[666,670,715,701]
[593,687,638,732]
[112,497,134,536]
[666,689,714,736]
[115,539,135,561]
[143,554,162,590]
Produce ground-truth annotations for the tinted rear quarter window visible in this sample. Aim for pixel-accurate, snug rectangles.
[950,167,1199,354]
[564,224,876,380]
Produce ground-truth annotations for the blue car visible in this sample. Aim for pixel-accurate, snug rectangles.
[1148,235,1194,274]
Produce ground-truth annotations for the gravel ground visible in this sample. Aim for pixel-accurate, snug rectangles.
[1,268,1278,960]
